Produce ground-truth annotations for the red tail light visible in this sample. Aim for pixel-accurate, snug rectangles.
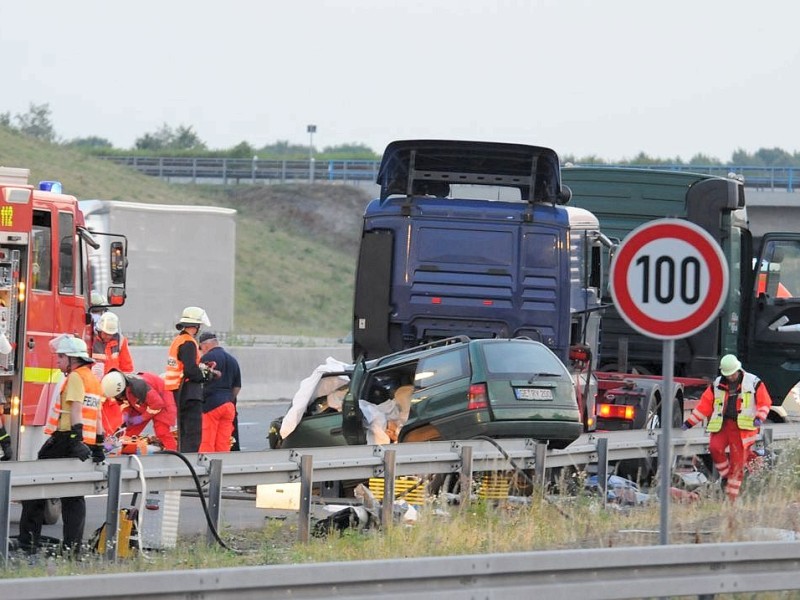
[597,403,635,421]
[468,383,488,410]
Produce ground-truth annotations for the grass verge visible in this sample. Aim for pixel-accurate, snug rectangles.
[5,441,800,580]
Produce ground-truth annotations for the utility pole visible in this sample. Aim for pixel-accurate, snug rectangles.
[307,124,317,183]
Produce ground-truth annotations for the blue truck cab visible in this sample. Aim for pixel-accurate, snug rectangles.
[352,140,586,364]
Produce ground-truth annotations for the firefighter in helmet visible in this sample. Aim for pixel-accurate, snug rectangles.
[92,311,135,435]
[165,307,218,452]
[18,335,104,556]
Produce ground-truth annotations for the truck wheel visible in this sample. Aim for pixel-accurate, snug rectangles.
[617,394,681,484]
[617,393,661,483]
[599,364,653,376]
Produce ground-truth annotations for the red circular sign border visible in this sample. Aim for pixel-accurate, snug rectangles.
[610,220,728,339]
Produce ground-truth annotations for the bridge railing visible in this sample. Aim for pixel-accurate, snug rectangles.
[100,156,379,184]
[99,156,799,191]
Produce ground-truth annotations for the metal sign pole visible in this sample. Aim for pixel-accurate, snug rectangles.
[659,338,674,545]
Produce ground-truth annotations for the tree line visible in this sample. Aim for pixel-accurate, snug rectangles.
[3,102,800,167]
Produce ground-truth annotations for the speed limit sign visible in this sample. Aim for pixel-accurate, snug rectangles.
[610,219,729,340]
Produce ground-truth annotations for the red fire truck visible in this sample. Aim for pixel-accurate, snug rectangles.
[0,167,127,460]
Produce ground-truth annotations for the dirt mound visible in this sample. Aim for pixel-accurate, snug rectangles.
[227,183,372,255]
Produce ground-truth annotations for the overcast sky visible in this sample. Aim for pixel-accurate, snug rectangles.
[2,0,798,161]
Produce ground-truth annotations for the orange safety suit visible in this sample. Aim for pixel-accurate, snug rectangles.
[685,371,772,501]
[92,333,134,434]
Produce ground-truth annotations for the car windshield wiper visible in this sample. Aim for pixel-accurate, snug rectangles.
[527,373,560,383]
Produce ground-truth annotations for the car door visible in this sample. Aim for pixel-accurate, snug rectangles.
[342,358,369,445]
[408,347,471,424]
[746,233,800,402]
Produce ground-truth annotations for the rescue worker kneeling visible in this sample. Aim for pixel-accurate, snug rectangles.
[101,370,178,452]
[18,335,104,556]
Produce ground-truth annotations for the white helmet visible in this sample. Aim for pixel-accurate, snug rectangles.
[719,354,742,377]
[90,291,105,307]
[101,370,127,398]
[52,335,94,362]
[97,311,120,335]
[176,306,210,330]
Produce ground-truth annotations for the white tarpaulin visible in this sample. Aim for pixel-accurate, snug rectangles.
[279,356,351,439]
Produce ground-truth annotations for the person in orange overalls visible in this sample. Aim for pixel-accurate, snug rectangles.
[682,354,772,501]
[91,311,134,436]
[101,369,177,451]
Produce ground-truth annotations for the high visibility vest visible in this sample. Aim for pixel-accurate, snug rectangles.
[706,372,760,433]
[164,333,199,391]
[92,334,133,374]
[43,365,103,444]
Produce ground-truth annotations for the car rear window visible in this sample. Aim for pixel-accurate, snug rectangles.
[482,342,566,376]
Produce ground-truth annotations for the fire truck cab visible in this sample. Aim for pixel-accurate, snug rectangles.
[0,167,127,460]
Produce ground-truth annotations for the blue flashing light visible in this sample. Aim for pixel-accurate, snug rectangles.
[38,181,63,194]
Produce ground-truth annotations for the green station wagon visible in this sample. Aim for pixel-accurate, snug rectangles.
[270,336,583,450]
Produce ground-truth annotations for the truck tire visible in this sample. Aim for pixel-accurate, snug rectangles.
[599,363,653,376]
[616,394,681,484]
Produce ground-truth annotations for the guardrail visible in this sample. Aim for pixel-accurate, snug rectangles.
[2,424,798,561]
[4,540,800,599]
[99,156,800,191]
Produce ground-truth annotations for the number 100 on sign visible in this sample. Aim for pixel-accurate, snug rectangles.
[610,219,729,340]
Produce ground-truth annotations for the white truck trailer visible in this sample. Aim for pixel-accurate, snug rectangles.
[79,200,237,335]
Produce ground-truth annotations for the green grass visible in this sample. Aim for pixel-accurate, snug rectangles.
[0,127,367,337]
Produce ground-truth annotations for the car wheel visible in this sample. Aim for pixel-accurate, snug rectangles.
[44,498,61,525]
[399,427,453,495]
[400,426,441,443]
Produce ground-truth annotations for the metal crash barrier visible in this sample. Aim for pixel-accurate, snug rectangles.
[0,424,797,561]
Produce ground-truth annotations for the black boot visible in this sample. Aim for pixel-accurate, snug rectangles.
[0,427,12,461]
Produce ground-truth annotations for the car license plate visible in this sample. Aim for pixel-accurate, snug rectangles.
[515,388,553,400]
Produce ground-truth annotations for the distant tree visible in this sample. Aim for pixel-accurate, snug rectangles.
[172,125,206,151]
[258,140,309,159]
[731,148,757,165]
[754,147,793,166]
[14,102,57,142]
[135,123,206,151]
[228,141,257,158]
[322,143,379,160]
[135,123,171,151]
[65,136,113,149]
[0,112,10,127]
[687,153,722,165]
[627,152,659,165]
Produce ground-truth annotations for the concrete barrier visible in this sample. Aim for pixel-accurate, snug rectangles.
[129,345,352,402]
